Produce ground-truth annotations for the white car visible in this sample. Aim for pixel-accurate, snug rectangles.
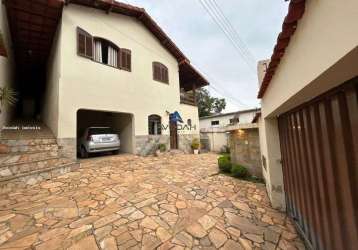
[78,127,120,158]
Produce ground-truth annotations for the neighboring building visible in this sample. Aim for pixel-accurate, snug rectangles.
[257,1,357,250]
[0,0,209,159]
[199,109,258,152]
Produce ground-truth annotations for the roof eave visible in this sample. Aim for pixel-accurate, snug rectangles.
[257,0,306,99]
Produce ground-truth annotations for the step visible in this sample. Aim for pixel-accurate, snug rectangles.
[3,143,58,153]
[0,157,73,178]
[0,161,80,194]
[0,138,57,146]
[0,149,59,165]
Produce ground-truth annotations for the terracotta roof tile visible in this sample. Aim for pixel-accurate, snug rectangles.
[258,0,306,98]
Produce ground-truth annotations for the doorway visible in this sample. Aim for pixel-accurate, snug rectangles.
[169,121,178,149]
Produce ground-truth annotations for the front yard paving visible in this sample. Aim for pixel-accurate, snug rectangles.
[0,153,305,249]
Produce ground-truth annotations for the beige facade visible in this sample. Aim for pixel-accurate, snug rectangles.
[259,0,358,210]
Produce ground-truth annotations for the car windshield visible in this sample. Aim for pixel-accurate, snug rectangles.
[88,127,114,135]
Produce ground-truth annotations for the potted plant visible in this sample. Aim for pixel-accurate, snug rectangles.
[191,138,200,155]
[0,86,17,113]
[155,143,166,156]
[0,86,17,154]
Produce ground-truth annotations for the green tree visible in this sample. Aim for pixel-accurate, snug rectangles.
[196,88,226,117]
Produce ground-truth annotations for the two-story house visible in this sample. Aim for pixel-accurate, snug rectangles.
[0,0,209,160]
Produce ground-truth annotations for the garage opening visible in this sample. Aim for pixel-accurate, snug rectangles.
[77,109,134,158]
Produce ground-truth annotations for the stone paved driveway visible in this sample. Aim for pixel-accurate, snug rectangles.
[0,153,305,250]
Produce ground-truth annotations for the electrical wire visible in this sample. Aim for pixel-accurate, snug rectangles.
[198,0,256,74]
[88,5,257,110]
[208,0,256,64]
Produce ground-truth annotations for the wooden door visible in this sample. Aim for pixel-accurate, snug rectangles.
[170,121,178,149]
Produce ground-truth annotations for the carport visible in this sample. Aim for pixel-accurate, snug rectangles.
[76,109,134,156]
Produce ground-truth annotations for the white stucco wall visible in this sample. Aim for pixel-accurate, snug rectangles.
[42,23,61,137]
[0,2,14,130]
[199,114,235,129]
[200,110,257,130]
[259,0,358,210]
[177,103,199,135]
[55,4,199,139]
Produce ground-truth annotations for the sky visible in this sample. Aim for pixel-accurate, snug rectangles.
[120,0,289,112]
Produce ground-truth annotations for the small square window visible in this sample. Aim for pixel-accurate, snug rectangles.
[211,120,219,126]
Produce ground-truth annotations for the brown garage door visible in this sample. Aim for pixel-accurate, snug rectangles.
[278,78,358,250]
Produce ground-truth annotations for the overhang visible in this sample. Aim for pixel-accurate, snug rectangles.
[4,0,64,70]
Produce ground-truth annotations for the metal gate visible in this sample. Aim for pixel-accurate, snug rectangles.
[278,79,358,250]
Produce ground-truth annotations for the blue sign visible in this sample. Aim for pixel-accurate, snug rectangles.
[170,111,183,123]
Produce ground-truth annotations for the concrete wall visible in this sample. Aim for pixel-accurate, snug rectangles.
[0,2,14,130]
[229,128,262,178]
[200,128,228,152]
[45,4,200,156]
[259,0,358,210]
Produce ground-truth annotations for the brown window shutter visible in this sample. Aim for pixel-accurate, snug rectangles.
[126,50,131,71]
[77,33,86,56]
[153,62,158,80]
[119,49,131,71]
[85,36,93,58]
[160,67,164,82]
[164,67,168,83]
[77,27,93,59]
[152,62,168,83]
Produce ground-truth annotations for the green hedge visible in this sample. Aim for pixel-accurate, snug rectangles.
[218,156,232,173]
[231,164,249,178]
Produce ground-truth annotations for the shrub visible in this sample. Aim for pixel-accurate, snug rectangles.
[218,156,232,173]
[231,164,249,178]
[159,144,166,152]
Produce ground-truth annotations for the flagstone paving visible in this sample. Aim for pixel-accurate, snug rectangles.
[0,153,305,249]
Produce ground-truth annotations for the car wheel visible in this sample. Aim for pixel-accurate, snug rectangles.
[80,146,88,158]
[112,150,119,155]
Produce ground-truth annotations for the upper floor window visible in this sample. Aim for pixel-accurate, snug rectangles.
[77,27,131,71]
[211,120,219,126]
[94,38,119,67]
[148,115,162,135]
[153,62,169,83]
